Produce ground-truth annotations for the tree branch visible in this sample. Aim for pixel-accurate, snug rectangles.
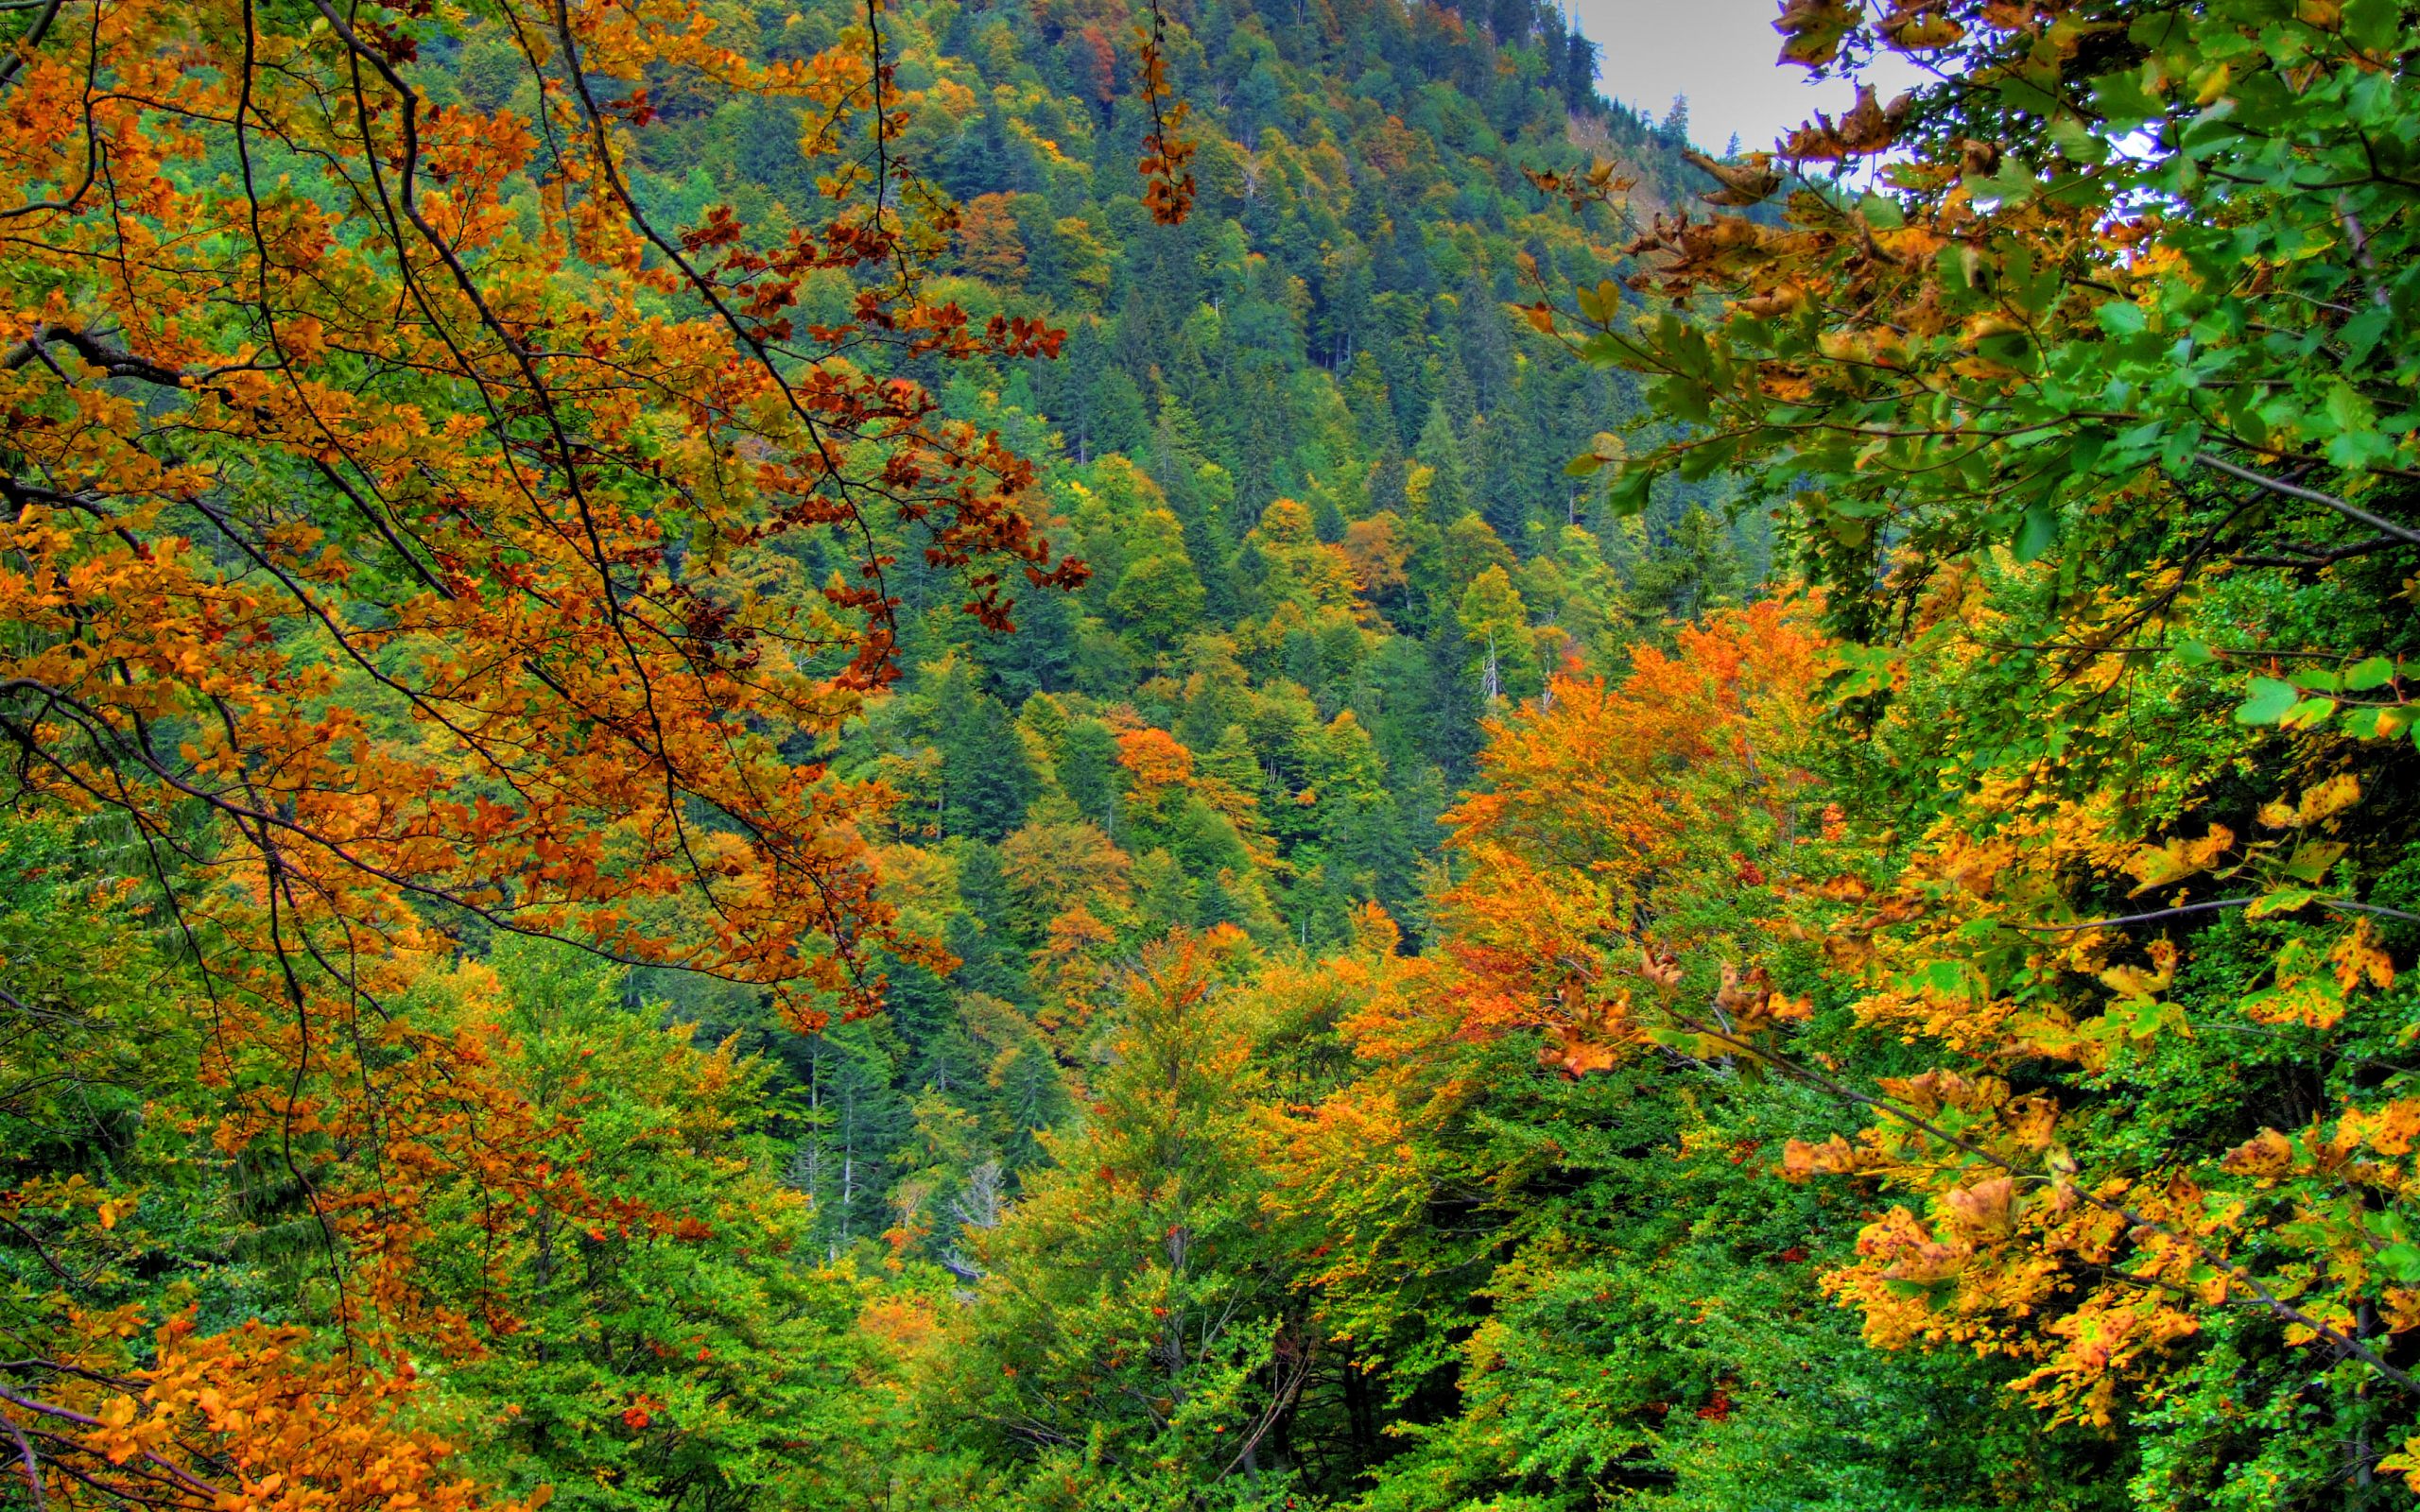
[2198,453,2420,546]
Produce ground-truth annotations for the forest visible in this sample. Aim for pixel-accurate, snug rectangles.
[4,0,2420,1505]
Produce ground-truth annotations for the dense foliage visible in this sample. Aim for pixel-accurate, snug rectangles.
[8,0,2420,1506]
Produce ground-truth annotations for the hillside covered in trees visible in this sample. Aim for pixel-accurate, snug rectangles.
[8,0,2420,1507]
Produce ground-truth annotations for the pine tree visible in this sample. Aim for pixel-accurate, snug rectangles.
[934,663,1040,841]
[1056,716,1123,833]
[1411,400,1471,525]
[792,1026,912,1258]
[1624,503,1747,626]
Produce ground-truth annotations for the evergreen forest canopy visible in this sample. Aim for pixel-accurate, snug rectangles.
[6,0,2420,1504]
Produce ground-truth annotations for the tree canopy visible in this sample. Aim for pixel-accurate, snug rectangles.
[11,0,2420,1506]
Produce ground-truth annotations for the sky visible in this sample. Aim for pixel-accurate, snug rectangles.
[1569,0,1927,154]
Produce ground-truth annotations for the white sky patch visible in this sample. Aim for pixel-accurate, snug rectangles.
[1572,0,1931,155]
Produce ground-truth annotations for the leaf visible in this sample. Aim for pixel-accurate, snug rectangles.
[2343,655,2395,692]
[2234,677,2300,725]
[2096,300,2147,337]
[2244,888,2321,919]
[2125,827,2235,896]
[1608,466,1656,518]
[2014,505,2060,562]
[2346,0,2399,50]
[2048,114,2110,164]
[2282,696,2339,730]
[2282,841,2347,882]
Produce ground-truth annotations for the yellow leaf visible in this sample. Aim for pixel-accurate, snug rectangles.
[2221,1127,2293,1178]
[2295,773,2360,827]
[2124,826,2234,896]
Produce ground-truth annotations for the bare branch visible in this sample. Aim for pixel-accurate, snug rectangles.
[2198,452,2420,546]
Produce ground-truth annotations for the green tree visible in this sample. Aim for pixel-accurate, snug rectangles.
[1457,565,1543,705]
[931,662,1040,842]
[1109,550,1212,652]
[940,936,1309,1504]
[424,938,871,1511]
[1410,399,1470,526]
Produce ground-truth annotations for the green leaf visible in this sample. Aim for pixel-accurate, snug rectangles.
[2067,427,2111,477]
[2343,655,2394,692]
[1996,74,2060,117]
[2324,380,2376,438]
[2048,114,2110,164]
[2014,506,2060,562]
[1607,466,1655,518]
[2345,0,2399,52]
[1937,243,1983,295]
[2342,307,2393,366]
[2377,1243,2420,1285]
[1828,643,1904,701]
[2096,301,2147,337]
[1655,376,1712,424]
[2235,677,2299,725]
[2244,888,2320,919]
[2089,67,2164,127]
[1858,192,1905,231]
[2282,696,2339,730]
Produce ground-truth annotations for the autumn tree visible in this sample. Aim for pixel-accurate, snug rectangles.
[0,0,1079,1495]
[1524,0,2420,1489]
[956,192,1028,283]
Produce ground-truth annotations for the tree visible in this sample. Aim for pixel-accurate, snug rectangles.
[1625,504,1746,626]
[932,665,1041,842]
[1055,715,1125,833]
[425,940,865,1510]
[940,933,1312,1503]
[1528,0,2420,1485]
[1455,565,1543,706]
[790,1024,914,1259]
[1110,551,1212,651]
[0,0,1779,1501]
[1658,94,1689,144]
[1342,512,1414,617]
[0,0,1076,1494]
[1410,400,1471,525]
[957,192,1028,283]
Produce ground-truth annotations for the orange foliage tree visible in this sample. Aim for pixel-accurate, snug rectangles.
[1427,591,2420,1429]
[1435,599,1830,1075]
[1514,0,2420,1452]
[0,0,1087,1497]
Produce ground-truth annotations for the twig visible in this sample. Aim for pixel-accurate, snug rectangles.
[2008,898,2420,933]
[2198,453,2420,546]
